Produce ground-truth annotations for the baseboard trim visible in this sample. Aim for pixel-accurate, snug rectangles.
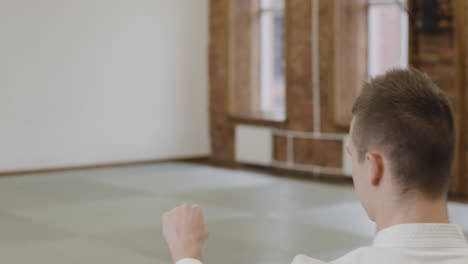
[0,155,210,177]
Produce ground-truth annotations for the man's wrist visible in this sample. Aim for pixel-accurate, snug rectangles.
[170,244,202,264]
[176,259,203,264]
[172,254,202,264]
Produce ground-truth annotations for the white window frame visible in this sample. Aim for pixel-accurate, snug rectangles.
[368,0,409,77]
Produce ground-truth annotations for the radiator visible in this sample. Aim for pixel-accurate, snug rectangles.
[235,125,272,166]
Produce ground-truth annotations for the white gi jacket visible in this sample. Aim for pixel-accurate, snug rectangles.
[176,224,468,264]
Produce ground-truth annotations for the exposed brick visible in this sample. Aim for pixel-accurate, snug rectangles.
[209,0,234,162]
[318,0,345,133]
[273,136,288,162]
[285,0,314,132]
[209,0,347,173]
[293,138,343,168]
[210,120,235,162]
[287,101,314,131]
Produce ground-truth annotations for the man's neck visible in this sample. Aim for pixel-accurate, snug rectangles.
[375,195,449,232]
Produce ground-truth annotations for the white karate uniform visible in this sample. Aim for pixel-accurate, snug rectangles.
[176,224,468,264]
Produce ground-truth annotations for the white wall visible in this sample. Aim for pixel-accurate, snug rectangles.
[0,0,210,172]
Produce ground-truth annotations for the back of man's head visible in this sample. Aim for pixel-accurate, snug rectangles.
[351,68,455,199]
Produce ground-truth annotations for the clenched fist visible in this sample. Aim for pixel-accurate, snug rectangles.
[162,204,209,264]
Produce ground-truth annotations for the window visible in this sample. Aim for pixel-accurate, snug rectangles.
[227,0,285,122]
[259,0,286,116]
[333,0,409,127]
[368,0,409,77]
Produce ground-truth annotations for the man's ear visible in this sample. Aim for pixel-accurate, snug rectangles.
[366,152,383,186]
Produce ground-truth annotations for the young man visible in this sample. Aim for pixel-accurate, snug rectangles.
[162,69,468,264]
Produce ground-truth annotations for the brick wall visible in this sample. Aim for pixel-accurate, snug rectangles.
[209,0,235,163]
[210,0,468,193]
[209,0,348,177]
